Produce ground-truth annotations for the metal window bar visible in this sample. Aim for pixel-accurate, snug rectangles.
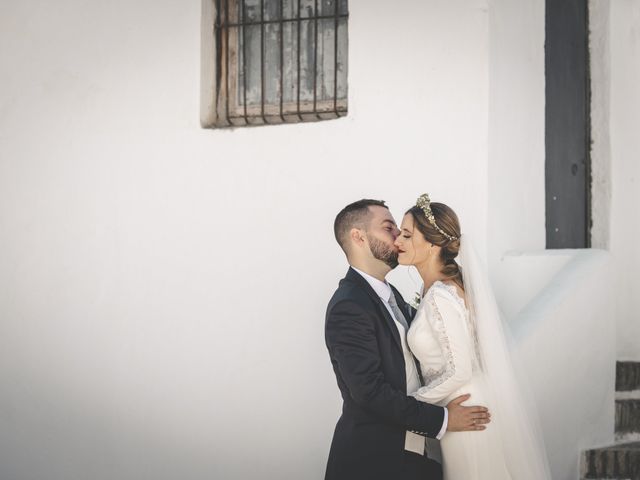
[296,0,302,122]
[278,0,285,122]
[215,0,348,127]
[222,14,347,28]
[333,0,339,116]
[313,0,318,117]
[241,0,248,124]
[260,0,266,123]
[225,0,231,125]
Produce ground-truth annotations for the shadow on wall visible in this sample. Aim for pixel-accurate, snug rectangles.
[0,384,222,480]
[495,249,615,480]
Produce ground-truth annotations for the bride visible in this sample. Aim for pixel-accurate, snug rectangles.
[394,194,551,480]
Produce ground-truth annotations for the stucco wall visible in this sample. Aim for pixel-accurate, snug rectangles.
[610,0,640,360]
[510,250,615,480]
[3,0,613,477]
[590,0,612,251]
[0,1,491,478]
[487,0,546,280]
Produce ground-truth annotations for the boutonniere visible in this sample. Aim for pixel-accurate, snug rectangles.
[409,292,422,310]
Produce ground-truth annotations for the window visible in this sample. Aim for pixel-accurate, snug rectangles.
[202,0,349,128]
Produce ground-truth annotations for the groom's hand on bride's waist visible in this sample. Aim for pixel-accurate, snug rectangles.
[445,394,491,432]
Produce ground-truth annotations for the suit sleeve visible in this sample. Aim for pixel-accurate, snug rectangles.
[413,290,473,405]
[325,299,445,438]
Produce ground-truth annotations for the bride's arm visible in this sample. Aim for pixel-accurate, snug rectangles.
[413,290,473,405]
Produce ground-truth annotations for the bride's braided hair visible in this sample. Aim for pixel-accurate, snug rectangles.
[406,201,463,288]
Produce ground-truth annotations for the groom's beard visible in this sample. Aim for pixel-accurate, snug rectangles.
[368,236,399,269]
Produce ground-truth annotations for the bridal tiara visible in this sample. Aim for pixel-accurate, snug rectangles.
[415,193,459,242]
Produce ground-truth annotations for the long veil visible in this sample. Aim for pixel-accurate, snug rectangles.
[459,235,552,479]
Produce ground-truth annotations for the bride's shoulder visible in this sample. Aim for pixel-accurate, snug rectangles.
[424,281,467,311]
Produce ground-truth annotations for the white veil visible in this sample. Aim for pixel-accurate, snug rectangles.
[458,235,552,480]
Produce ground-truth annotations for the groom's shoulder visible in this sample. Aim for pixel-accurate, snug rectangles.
[326,275,375,315]
[330,280,368,304]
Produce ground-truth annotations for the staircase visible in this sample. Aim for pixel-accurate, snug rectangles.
[582,362,640,479]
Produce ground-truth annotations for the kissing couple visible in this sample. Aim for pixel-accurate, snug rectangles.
[324,195,551,480]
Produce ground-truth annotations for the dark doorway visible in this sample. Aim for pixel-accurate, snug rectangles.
[545,0,591,248]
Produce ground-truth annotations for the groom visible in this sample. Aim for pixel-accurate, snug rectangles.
[324,199,490,480]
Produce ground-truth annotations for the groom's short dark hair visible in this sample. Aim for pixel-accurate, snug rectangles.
[334,199,388,252]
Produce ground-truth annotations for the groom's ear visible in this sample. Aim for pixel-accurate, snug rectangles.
[349,228,365,249]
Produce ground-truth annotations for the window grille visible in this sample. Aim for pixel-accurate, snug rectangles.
[213,0,348,127]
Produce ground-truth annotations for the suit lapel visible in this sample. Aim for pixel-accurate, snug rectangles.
[346,268,403,352]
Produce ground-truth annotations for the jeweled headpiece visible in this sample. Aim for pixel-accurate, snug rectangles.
[415,193,458,242]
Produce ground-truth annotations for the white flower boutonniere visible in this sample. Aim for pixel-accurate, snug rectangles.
[409,292,421,310]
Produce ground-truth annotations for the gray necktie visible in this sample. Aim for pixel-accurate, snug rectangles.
[387,293,409,330]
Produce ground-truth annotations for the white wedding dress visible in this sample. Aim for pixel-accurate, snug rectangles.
[407,236,551,480]
[408,281,511,479]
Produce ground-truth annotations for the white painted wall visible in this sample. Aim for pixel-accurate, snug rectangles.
[487,0,546,279]
[507,250,615,480]
[589,0,612,251]
[402,248,615,480]
[493,250,572,320]
[609,0,640,361]
[1,0,613,477]
[0,1,491,479]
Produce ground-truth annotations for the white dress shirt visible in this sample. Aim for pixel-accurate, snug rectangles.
[352,268,448,455]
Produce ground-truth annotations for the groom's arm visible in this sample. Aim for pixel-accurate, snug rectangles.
[325,299,445,437]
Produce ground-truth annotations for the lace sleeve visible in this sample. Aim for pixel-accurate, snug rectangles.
[413,286,473,405]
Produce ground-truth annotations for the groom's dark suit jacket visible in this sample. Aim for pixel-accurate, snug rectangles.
[324,268,445,480]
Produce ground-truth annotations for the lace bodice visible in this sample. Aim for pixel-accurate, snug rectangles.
[407,281,479,405]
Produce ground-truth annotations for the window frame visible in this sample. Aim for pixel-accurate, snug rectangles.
[201,0,348,128]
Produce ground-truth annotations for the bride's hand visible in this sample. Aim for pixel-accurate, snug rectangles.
[445,394,491,432]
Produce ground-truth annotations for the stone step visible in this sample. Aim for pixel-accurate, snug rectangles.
[617,399,640,440]
[581,442,640,479]
[617,362,640,392]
